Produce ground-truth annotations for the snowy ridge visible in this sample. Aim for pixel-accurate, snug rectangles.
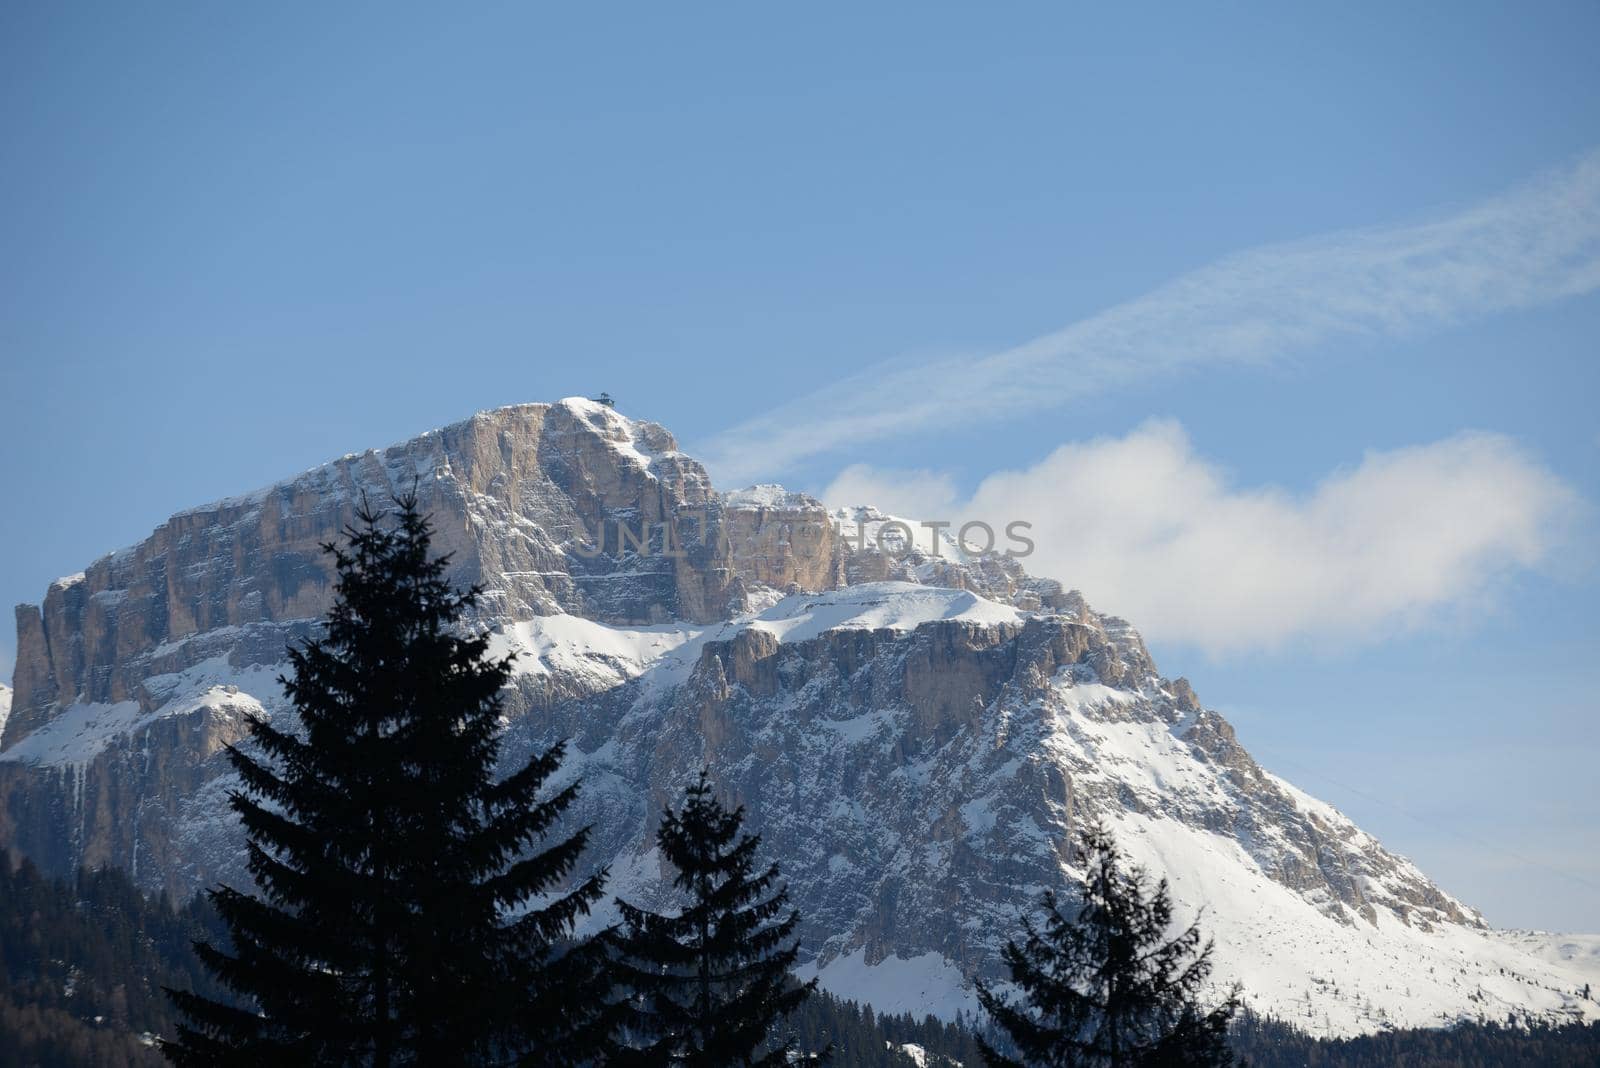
[0,689,259,772]
[0,685,11,743]
[0,657,284,772]
[188,396,665,510]
[554,395,677,475]
[490,616,710,695]
[723,484,820,510]
[746,582,1025,643]
[485,582,1023,704]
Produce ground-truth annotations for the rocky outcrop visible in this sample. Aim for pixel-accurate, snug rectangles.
[0,692,251,887]
[721,487,846,594]
[2,400,743,753]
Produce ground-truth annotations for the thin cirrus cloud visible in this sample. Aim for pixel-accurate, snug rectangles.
[823,422,1584,655]
[698,149,1600,486]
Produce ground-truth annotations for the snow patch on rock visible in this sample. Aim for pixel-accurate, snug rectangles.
[723,484,820,510]
[800,948,976,1021]
[490,616,711,693]
[0,687,263,771]
[748,582,1023,644]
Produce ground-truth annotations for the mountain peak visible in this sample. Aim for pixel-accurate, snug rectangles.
[0,400,1595,1036]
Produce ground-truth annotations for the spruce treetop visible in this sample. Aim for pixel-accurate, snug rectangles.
[610,769,817,1066]
[978,822,1239,1068]
[166,493,609,1067]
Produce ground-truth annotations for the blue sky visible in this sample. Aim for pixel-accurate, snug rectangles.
[2,3,1597,928]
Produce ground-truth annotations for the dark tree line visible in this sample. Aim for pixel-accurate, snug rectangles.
[1228,1007,1600,1067]
[0,859,976,1068]
[2,853,1598,1066]
[0,859,228,1067]
[770,991,987,1066]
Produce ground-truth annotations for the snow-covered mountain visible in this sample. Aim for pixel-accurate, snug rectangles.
[1,398,1595,1037]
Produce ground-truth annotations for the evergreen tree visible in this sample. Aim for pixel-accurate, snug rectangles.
[164,494,608,1066]
[977,822,1238,1068]
[610,770,817,1066]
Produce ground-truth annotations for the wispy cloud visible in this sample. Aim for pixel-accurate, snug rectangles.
[823,424,1585,655]
[700,150,1600,485]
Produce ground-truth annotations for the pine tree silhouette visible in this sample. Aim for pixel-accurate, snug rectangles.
[977,822,1239,1068]
[610,770,817,1066]
[164,493,609,1066]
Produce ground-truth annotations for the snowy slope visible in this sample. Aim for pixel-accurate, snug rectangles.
[1114,812,1595,1036]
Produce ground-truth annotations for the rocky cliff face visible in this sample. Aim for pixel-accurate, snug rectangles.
[2,400,743,753]
[2,399,1595,1036]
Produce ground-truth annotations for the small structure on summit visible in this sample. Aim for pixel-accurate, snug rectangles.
[592,392,615,408]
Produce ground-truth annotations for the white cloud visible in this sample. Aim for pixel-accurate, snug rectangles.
[823,424,1583,655]
[702,150,1600,485]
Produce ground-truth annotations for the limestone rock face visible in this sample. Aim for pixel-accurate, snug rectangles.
[1,399,1594,1036]
[2,400,742,753]
[720,486,846,594]
[0,691,252,887]
[491,604,1471,975]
